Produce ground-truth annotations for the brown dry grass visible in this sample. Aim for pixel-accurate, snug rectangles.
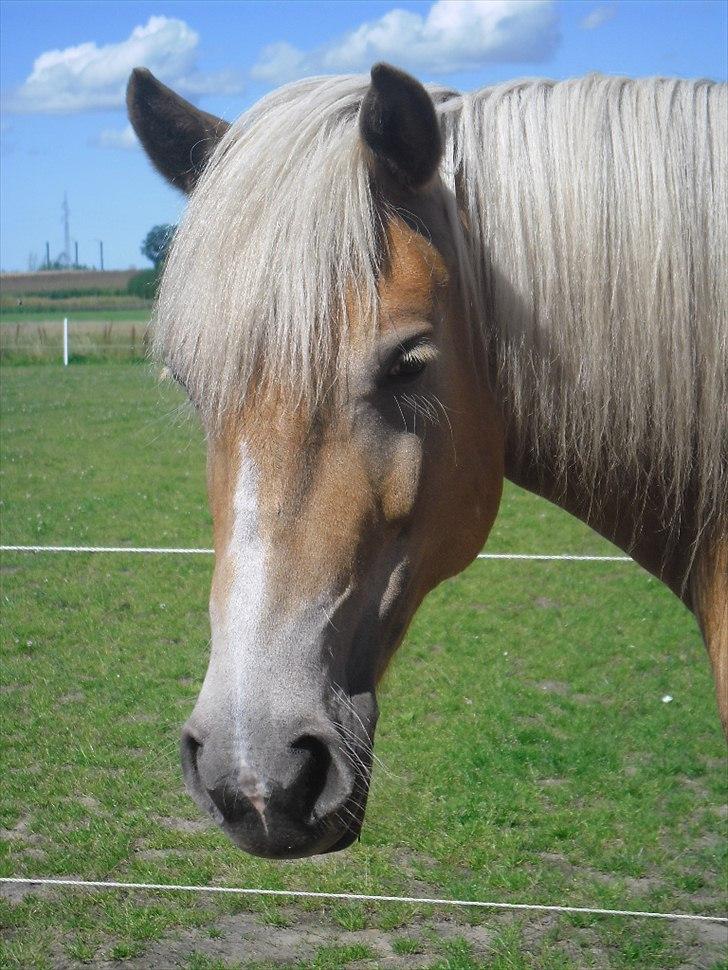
[0,270,140,295]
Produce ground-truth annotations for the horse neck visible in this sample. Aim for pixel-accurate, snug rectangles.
[447,77,725,605]
[497,390,694,604]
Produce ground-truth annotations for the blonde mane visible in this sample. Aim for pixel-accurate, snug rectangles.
[155,72,727,547]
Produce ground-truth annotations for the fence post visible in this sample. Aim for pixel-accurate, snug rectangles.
[63,317,69,366]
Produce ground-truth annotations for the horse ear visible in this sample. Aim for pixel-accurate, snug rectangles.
[359,63,442,191]
[126,68,230,193]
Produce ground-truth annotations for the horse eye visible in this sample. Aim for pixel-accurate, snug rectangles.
[388,355,426,380]
[386,342,437,382]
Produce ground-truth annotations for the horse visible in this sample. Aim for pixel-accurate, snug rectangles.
[127,63,727,859]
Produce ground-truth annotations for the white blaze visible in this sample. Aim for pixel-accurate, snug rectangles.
[202,440,340,796]
[208,444,268,787]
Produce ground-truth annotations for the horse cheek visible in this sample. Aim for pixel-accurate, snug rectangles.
[380,436,422,524]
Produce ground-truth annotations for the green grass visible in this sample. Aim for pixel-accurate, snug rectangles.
[1,364,726,969]
[392,936,421,954]
[0,309,151,326]
[0,301,151,320]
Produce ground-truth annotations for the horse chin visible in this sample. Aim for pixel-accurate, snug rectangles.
[322,826,360,854]
[221,824,346,860]
[218,796,366,859]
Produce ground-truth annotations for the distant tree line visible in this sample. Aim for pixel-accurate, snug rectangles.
[23,224,176,300]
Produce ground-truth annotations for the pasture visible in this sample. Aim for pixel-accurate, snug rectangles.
[1,364,726,969]
[0,311,151,364]
[0,271,141,295]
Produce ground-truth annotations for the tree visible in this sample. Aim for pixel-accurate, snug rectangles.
[141,224,175,268]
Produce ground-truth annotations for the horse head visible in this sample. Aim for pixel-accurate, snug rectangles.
[128,64,504,857]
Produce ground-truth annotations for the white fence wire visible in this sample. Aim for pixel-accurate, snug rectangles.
[0,544,632,561]
[0,878,725,924]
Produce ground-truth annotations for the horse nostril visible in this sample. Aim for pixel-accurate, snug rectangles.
[180,728,202,791]
[290,734,332,811]
[208,782,249,824]
[290,732,356,822]
[180,727,224,824]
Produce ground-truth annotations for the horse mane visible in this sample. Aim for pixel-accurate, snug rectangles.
[447,75,727,550]
[155,72,727,549]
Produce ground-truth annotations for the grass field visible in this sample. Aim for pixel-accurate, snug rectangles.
[0,270,141,296]
[1,364,726,970]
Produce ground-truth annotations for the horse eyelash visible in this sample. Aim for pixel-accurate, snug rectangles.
[399,342,438,367]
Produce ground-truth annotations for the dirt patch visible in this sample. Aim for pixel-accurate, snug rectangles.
[672,918,728,970]
[678,776,711,798]
[535,680,571,696]
[51,909,495,969]
[0,879,56,905]
[520,914,613,970]
[0,813,43,847]
[58,691,85,704]
[534,597,561,609]
[571,692,594,705]
[537,852,662,895]
[691,831,723,852]
[132,847,190,863]
[391,848,438,873]
[21,846,47,861]
[153,814,214,835]
[0,682,25,694]
[44,902,728,969]
[120,712,157,725]
[700,755,726,772]
[529,680,595,706]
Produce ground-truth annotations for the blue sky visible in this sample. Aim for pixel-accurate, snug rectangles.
[1,0,726,271]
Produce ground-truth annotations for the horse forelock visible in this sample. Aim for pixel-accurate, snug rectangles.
[154,75,383,420]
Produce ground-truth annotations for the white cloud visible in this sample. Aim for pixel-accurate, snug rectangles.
[5,16,243,114]
[93,124,139,151]
[252,0,559,83]
[176,69,243,96]
[252,43,306,84]
[580,5,616,30]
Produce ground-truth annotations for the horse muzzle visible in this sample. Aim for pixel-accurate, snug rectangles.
[180,714,374,858]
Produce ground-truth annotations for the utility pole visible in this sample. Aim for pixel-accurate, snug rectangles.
[45,241,50,270]
[62,193,71,267]
[74,241,79,268]
[98,240,104,271]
